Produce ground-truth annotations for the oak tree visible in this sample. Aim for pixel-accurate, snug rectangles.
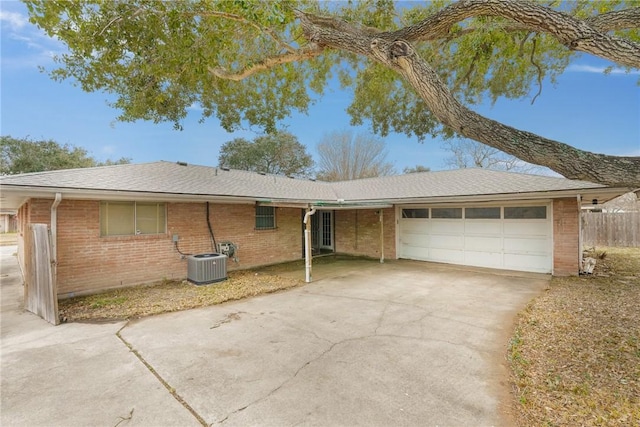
[0,135,130,175]
[24,0,640,186]
[218,131,313,177]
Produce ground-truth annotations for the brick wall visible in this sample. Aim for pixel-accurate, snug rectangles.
[334,208,396,260]
[553,197,580,276]
[23,199,304,297]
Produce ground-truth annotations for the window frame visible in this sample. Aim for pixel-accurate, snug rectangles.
[504,206,547,219]
[431,207,463,219]
[402,208,429,219]
[255,205,276,230]
[465,207,501,219]
[100,201,167,237]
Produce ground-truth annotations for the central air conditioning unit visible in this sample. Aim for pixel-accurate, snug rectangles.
[187,253,227,285]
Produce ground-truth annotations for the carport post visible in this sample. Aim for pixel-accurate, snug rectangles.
[379,209,384,263]
[303,207,316,282]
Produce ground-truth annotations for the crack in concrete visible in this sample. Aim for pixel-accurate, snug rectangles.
[374,301,391,335]
[115,323,208,427]
[215,331,471,425]
[112,294,489,427]
[302,289,444,319]
[216,339,342,425]
[264,314,335,345]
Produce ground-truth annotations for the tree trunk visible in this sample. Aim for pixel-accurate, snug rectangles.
[297,5,640,187]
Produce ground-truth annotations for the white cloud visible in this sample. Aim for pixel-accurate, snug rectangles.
[0,6,66,70]
[0,10,28,30]
[567,64,640,76]
[101,145,116,155]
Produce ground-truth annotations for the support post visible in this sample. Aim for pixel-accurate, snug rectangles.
[577,194,583,272]
[379,209,384,264]
[303,207,316,283]
[50,193,62,276]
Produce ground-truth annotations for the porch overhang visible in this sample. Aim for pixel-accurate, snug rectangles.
[256,199,392,210]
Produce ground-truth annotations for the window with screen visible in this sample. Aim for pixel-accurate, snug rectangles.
[100,202,166,236]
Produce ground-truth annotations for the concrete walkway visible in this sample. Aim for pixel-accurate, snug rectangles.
[1,246,198,427]
[1,247,548,427]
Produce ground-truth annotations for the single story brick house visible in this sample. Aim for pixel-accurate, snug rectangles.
[0,161,630,298]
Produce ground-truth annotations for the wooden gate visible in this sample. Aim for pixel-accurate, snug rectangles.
[23,224,59,325]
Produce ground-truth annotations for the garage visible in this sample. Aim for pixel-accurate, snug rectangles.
[398,203,552,273]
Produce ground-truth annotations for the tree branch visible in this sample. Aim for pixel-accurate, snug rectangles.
[586,8,640,32]
[383,0,640,68]
[297,9,640,186]
[208,45,323,81]
[195,10,298,54]
[529,37,543,105]
[370,38,639,186]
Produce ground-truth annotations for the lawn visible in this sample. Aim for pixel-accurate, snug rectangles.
[509,247,640,426]
[58,254,368,322]
[58,269,302,322]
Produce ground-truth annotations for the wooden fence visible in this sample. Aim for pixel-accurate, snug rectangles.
[24,224,59,325]
[582,211,640,247]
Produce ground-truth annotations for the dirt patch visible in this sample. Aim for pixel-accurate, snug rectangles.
[58,255,371,322]
[508,247,640,426]
[59,269,302,322]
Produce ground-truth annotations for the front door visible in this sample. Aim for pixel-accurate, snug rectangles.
[311,210,334,253]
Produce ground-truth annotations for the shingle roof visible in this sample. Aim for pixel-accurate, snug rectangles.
[0,161,611,206]
[0,161,335,201]
[330,168,606,201]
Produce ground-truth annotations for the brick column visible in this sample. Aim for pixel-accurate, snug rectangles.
[553,198,580,276]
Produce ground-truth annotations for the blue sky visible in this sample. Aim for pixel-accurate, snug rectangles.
[1,1,638,174]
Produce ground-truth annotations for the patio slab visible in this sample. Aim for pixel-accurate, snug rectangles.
[121,259,548,426]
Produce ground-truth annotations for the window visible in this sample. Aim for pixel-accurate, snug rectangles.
[431,207,462,219]
[465,207,500,219]
[100,202,166,236]
[255,206,276,230]
[402,208,429,219]
[504,206,547,219]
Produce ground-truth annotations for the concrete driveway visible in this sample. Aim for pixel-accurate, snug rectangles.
[2,248,548,427]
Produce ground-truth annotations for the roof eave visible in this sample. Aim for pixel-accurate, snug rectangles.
[1,183,632,210]
[345,187,633,206]
[0,185,265,206]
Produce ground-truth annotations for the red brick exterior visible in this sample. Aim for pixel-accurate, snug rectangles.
[16,196,580,296]
[334,208,396,260]
[553,197,580,276]
[19,199,304,297]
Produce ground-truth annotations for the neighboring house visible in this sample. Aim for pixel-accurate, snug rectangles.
[0,212,17,233]
[0,161,631,298]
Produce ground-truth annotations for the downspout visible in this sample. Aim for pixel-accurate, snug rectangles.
[51,193,62,275]
[577,194,583,272]
[379,209,384,264]
[206,202,217,252]
[303,207,316,283]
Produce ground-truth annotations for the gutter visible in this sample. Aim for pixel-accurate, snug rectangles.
[346,187,633,206]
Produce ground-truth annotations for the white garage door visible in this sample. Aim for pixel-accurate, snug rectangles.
[398,204,552,273]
